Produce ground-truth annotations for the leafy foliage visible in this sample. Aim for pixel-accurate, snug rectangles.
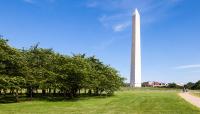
[192,80,200,90]
[0,38,124,101]
[181,81,200,90]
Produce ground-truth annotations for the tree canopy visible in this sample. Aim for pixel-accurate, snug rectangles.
[0,38,124,101]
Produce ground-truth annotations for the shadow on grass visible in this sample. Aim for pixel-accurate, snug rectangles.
[0,93,113,104]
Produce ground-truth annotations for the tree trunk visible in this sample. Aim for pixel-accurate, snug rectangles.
[30,86,33,100]
[20,89,22,94]
[42,89,46,96]
[49,88,51,94]
[70,92,73,98]
[16,89,19,102]
[88,89,91,95]
[64,90,67,99]
[95,88,99,95]
[72,89,76,97]
[84,89,86,94]
[3,89,6,96]
[36,89,38,94]
[53,89,56,96]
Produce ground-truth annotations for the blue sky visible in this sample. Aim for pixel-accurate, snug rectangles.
[0,0,200,83]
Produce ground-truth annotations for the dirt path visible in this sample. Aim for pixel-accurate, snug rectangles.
[179,92,200,108]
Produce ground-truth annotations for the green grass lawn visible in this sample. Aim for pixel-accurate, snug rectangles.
[194,93,200,97]
[190,91,200,98]
[0,88,200,114]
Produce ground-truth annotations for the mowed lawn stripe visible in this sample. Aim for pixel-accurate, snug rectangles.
[0,91,200,114]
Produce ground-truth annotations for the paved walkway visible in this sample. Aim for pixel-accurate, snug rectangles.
[179,92,200,108]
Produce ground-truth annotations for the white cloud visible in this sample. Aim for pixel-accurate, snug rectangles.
[174,64,200,69]
[88,0,183,49]
[88,0,183,32]
[113,22,131,32]
[98,13,130,32]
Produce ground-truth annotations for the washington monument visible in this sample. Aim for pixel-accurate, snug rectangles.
[130,9,141,87]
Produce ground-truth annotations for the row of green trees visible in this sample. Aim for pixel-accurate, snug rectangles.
[166,81,200,90]
[0,38,124,101]
[185,81,200,90]
[167,83,182,89]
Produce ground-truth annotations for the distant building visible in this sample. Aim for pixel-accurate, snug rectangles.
[142,81,168,87]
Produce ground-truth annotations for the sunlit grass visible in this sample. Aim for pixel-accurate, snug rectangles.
[190,91,200,98]
[0,88,200,114]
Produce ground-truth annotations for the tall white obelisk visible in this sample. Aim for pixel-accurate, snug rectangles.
[130,9,141,87]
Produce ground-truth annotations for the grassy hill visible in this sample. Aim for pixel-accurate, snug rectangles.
[0,88,200,114]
